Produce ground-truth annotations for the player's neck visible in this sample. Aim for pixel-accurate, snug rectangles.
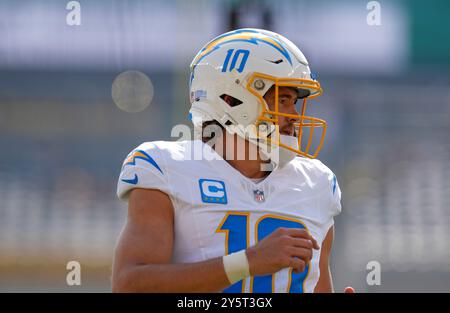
[212,134,271,179]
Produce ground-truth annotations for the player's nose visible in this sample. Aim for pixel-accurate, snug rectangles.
[283,101,300,117]
[287,106,300,122]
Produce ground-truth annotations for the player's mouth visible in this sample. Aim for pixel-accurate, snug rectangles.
[280,127,295,136]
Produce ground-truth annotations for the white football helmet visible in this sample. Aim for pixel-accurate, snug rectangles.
[189,28,326,164]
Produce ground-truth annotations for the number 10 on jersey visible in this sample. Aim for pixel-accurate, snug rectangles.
[216,212,310,293]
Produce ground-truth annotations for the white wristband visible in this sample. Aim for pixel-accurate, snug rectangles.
[222,250,250,284]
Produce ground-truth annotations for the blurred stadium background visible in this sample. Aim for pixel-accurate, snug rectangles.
[1,0,450,292]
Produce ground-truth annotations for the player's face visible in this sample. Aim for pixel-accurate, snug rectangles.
[263,86,300,136]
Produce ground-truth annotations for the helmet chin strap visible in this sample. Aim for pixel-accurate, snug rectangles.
[277,134,300,167]
[254,133,299,170]
[194,114,300,169]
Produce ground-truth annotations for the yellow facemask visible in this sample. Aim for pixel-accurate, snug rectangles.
[246,72,326,159]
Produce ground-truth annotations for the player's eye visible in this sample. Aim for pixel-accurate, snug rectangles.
[279,97,289,104]
[279,97,297,107]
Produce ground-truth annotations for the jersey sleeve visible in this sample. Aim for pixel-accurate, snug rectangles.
[328,171,342,218]
[312,159,342,230]
[117,142,170,201]
[321,167,342,232]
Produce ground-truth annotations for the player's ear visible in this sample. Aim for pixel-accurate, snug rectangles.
[221,94,232,106]
[220,94,242,107]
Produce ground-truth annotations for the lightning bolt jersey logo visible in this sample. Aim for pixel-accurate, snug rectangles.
[121,149,163,184]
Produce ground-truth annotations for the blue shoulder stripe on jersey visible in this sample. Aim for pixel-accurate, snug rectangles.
[332,174,337,195]
[123,149,163,174]
[121,174,138,185]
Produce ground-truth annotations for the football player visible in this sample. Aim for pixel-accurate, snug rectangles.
[112,28,351,293]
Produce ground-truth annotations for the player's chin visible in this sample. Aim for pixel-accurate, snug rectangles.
[279,126,295,136]
[280,131,295,137]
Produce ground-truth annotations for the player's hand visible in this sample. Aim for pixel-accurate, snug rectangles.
[344,286,355,293]
[245,227,320,276]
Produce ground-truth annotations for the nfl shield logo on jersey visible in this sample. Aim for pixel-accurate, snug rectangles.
[253,189,265,203]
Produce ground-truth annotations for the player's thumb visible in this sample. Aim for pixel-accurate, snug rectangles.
[344,286,355,293]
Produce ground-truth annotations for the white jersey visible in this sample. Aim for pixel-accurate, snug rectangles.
[117,140,342,293]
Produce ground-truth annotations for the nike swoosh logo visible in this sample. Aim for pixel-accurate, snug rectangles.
[121,174,138,185]
[266,59,283,64]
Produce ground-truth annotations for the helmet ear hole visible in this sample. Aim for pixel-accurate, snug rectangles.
[220,94,243,107]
